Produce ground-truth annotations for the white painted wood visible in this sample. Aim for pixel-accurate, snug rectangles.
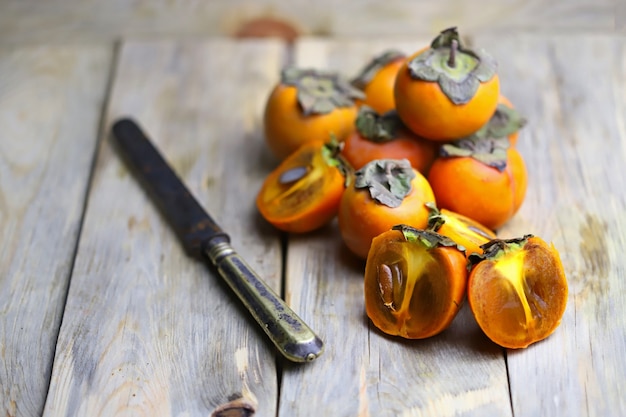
[43,39,286,417]
[276,38,513,417]
[0,45,112,417]
[474,33,626,417]
[0,0,621,45]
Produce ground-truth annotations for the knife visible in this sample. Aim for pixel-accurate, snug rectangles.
[111,118,324,363]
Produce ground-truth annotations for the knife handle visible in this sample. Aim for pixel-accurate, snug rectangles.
[206,241,324,362]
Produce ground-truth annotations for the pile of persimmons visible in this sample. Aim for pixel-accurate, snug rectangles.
[256,28,568,349]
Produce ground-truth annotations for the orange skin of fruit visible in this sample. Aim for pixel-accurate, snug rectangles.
[256,140,346,233]
[467,236,568,348]
[427,147,528,230]
[394,50,501,141]
[355,56,406,114]
[338,169,435,259]
[263,83,358,160]
[364,228,468,339]
[434,208,497,257]
[498,95,519,146]
[341,126,437,175]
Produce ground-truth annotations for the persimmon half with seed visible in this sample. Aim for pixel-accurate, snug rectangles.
[467,235,568,349]
[364,225,467,339]
[425,202,497,257]
[256,139,348,233]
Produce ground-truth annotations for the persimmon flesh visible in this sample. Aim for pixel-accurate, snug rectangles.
[468,236,568,349]
[364,226,467,339]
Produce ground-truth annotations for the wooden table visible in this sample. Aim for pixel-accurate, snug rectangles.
[1,33,625,417]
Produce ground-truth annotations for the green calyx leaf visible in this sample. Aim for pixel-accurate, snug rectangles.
[281,67,365,115]
[406,27,498,105]
[355,107,404,143]
[392,224,466,253]
[321,136,352,186]
[424,202,446,231]
[351,49,406,90]
[467,234,533,268]
[354,159,415,208]
[440,134,510,172]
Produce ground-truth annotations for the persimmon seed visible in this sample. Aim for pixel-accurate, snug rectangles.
[378,263,396,311]
[279,166,308,184]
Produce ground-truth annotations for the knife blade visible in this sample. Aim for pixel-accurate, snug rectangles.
[111,118,324,363]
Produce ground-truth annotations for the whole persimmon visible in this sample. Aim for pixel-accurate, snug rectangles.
[364,225,467,339]
[341,106,437,174]
[427,136,527,230]
[394,27,500,141]
[425,202,497,258]
[264,67,364,160]
[338,159,435,259]
[467,235,568,349]
[256,140,349,233]
[351,50,407,114]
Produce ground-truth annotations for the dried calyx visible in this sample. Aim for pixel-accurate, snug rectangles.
[440,134,510,172]
[407,27,497,105]
[354,159,414,208]
[467,234,533,266]
[439,102,526,171]
[351,49,406,89]
[281,67,365,115]
[486,104,527,138]
[392,224,466,253]
[355,107,404,143]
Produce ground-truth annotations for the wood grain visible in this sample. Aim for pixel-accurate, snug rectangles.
[0,46,112,417]
[43,39,287,417]
[0,0,621,45]
[276,38,513,417]
[474,33,626,417]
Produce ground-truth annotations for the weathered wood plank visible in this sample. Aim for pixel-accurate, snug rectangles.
[474,33,626,417]
[0,0,621,45]
[277,39,513,417]
[0,46,112,417]
[43,39,286,417]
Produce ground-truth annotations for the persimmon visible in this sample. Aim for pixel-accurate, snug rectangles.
[467,235,568,348]
[394,27,500,141]
[425,202,496,257]
[256,140,349,233]
[341,106,437,174]
[427,136,527,230]
[263,67,364,160]
[364,225,467,339]
[351,49,407,114]
[338,159,435,259]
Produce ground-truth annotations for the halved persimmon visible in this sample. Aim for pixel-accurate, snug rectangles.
[364,225,467,339]
[338,159,435,259]
[341,106,437,174]
[467,235,568,348]
[351,49,407,114]
[256,140,348,233]
[394,27,500,141]
[263,68,364,160]
[425,202,497,257]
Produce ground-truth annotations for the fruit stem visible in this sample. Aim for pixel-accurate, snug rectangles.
[447,39,458,68]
